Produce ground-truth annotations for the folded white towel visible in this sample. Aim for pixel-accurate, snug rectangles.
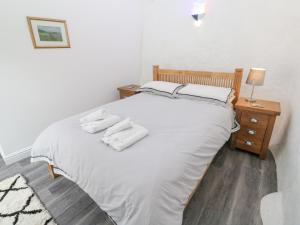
[103,124,148,151]
[81,115,121,134]
[80,109,109,124]
[103,118,133,138]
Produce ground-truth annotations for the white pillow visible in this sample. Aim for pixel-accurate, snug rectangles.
[176,83,233,104]
[139,81,184,98]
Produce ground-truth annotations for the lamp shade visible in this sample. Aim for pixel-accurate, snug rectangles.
[246,68,266,86]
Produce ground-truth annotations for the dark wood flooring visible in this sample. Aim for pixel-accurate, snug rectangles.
[0,144,277,225]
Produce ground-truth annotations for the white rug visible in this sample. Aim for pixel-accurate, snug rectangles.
[0,174,57,225]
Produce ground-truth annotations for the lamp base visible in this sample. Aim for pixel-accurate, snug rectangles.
[246,98,257,103]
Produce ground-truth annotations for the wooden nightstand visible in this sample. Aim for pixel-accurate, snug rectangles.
[117,84,140,99]
[231,97,281,160]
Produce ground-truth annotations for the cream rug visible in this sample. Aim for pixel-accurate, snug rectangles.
[0,174,57,225]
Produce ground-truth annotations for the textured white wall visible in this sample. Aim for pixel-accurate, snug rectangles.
[0,0,143,155]
[276,81,300,225]
[274,39,300,225]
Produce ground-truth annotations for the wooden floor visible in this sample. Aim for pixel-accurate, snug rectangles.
[0,144,277,225]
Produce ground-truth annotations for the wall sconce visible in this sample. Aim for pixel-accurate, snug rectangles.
[191,0,206,27]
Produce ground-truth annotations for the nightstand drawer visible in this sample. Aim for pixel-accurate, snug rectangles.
[240,111,269,129]
[235,138,262,154]
[237,126,266,142]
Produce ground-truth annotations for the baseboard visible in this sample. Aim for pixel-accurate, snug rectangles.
[2,146,32,165]
[0,144,4,159]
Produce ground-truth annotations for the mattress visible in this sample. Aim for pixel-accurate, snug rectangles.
[31,93,234,225]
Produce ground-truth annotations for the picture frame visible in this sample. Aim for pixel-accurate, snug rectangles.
[27,17,71,48]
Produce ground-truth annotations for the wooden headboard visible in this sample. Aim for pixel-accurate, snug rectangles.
[153,65,243,103]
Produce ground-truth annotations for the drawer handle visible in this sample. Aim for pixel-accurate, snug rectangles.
[250,118,258,124]
[247,129,256,135]
[244,140,253,146]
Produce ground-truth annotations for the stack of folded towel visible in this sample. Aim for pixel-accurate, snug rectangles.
[80,110,149,151]
[80,109,121,134]
[102,118,149,151]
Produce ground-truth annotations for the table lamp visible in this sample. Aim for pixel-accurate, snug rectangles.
[246,68,266,102]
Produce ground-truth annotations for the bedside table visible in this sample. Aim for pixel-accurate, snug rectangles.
[117,84,140,99]
[231,97,281,160]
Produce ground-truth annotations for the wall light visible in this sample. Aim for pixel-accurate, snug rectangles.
[191,0,207,27]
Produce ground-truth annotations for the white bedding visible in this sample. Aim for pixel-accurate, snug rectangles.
[31,93,234,225]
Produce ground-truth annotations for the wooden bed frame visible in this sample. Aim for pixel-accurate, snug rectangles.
[48,65,243,205]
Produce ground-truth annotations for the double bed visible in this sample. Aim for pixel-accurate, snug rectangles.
[31,66,243,225]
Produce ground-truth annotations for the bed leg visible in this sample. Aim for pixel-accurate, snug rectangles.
[48,164,60,179]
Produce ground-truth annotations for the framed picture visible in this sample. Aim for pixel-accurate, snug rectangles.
[27,17,71,48]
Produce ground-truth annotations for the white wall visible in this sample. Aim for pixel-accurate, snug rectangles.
[0,0,143,156]
[274,21,300,224]
[276,76,300,225]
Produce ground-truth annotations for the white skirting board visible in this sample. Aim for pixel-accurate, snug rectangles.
[1,146,32,165]
[0,144,4,159]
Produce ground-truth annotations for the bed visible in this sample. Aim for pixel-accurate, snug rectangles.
[31,65,243,225]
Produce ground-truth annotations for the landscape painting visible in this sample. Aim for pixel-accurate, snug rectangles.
[27,17,71,48]
[37,25,63,42]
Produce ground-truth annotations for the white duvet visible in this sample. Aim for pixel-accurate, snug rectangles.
[31,93,234,225]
